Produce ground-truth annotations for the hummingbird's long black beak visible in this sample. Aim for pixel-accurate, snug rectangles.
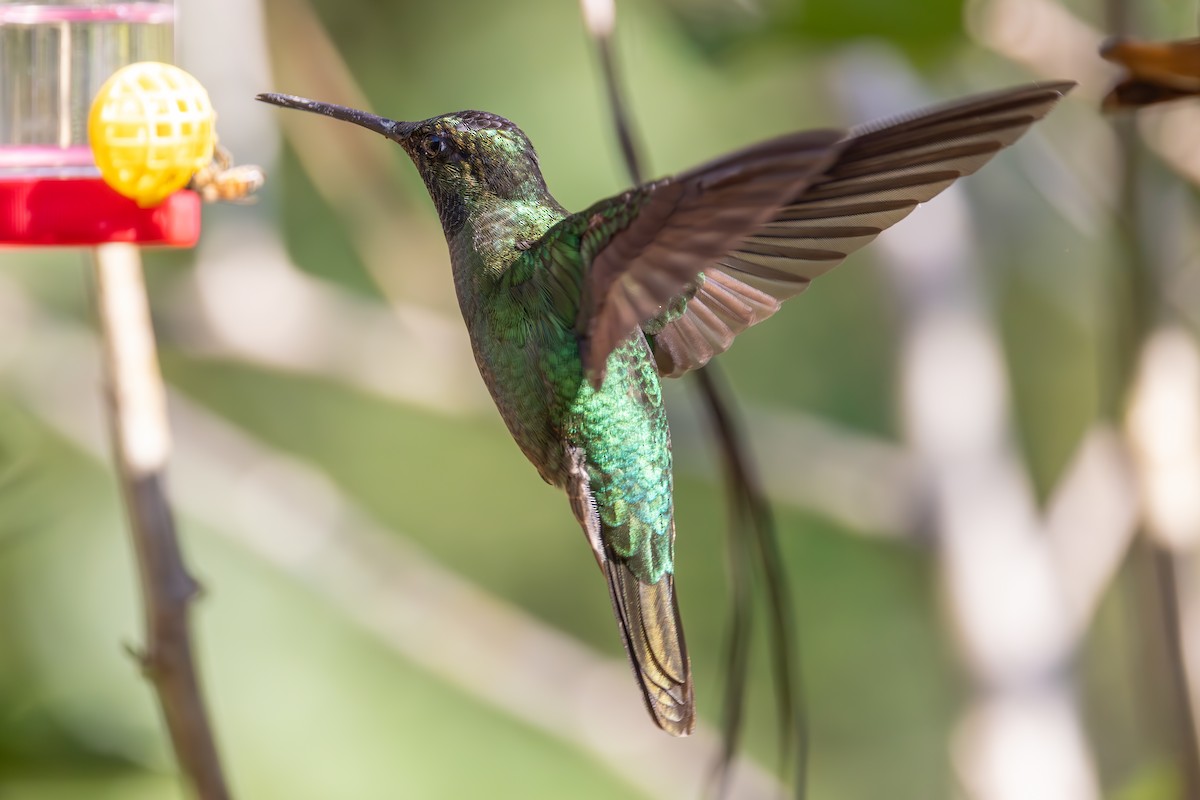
[255,93,418,142]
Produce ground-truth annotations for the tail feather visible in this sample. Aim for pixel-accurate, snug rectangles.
[604,556,695,736]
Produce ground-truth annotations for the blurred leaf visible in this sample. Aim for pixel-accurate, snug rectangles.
[784,0,964,54]
[1113,758,1181,800]
[657,0,966,62]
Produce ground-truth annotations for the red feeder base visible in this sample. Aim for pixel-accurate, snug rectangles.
[0,177,200,247]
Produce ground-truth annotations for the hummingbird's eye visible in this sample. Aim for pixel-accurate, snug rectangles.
[422,135,448,158]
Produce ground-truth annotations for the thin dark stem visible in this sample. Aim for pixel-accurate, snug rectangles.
[695,365,805,799]
[1104,125,1143,418]
[1150,547,1200,799]
[1105,0,1200,793]
[593,29,644,185]
[90,244,231,800]
[708,434,753,800]
[581,4,805,794]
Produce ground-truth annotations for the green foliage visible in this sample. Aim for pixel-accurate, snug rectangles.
[658,0,966,63]
[786,0,966,56]
[0,0,1177,797]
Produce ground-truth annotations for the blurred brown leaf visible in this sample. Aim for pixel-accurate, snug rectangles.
[1102,36,1200,110]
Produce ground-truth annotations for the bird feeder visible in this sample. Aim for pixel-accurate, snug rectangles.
[1,4,237,794]
[0,0,204,246]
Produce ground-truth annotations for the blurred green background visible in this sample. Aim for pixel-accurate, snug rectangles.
[3,0,1199,798]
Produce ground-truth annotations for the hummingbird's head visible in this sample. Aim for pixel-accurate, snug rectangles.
[400,111,549,230]
[256,94,549,236]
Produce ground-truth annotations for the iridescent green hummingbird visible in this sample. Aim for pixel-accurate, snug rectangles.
[257,81,1072,736]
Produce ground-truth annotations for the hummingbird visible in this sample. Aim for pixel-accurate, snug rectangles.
[257,80,1073,736]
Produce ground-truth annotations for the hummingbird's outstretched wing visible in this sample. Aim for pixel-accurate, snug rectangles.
[650,81,1074,377]
[513,82,1072,384]
[510,129,846,386]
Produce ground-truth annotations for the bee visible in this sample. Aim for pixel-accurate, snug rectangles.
[189,141,266,203]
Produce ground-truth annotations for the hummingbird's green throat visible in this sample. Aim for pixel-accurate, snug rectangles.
[257,82,1074,737]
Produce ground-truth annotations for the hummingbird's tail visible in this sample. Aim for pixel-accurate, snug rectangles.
[564,442,692,733]
[603,554,695,736]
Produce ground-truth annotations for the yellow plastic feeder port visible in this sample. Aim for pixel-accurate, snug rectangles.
[88,62,215,208]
